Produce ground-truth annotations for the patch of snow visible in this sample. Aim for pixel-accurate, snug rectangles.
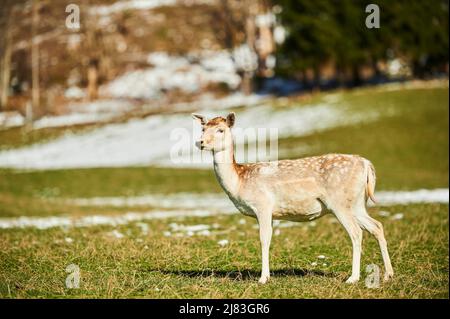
[197,229,211,236]
[255,13,276,27]
[372,188,449,206]
[378,210,391,217]
[218,239,229,247]
[90,0,177,16]
[102,51,241,100]
[169,222,210,232]
[32,100,135,129]
[108,229,125,238]
[390,213,404,221]
[273,25,286,44]
[277,221,300,228]
[233,44,258,72]
[0,111,25,129]
[64,86,86,99]
[171,92,267,112]
[136,222,149,234]
[167,222,218,237]
[90,0,216,16]
[66,193,236,212]
[200,51,236,74]
[0,209,234,230]
[386,58,412,77]
[33,113,112,129]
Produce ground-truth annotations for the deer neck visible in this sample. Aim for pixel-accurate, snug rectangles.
[213,144,241,196]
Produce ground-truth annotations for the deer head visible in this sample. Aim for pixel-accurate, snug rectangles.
[192,112,235,152]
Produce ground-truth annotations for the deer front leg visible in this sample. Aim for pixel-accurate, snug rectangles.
[257,210,273,284]
[334,209,363,284]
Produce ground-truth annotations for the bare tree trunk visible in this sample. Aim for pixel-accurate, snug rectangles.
[0,32,12,110]
[0,4,13,110]
[31,0,40,118]
[218,0,236,49]
[254,1,274,77]
[84,9,102,101]
[242,0,259,95]
[241,71,253,95]
[245,4,257,50]
[87,58,99,100]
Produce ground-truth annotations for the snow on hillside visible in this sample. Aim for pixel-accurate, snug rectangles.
[90,0,216,16]
[0,100,136,130]
[0,100,380,170]
[368,188,450,206]
[101,51,241,99]
[171,93,266,112]
[0,111,25,129]
[32,100,136,129]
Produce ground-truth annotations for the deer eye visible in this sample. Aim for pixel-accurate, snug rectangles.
[217,129,224,134]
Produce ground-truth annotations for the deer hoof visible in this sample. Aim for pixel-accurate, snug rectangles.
[345,275,360,284]
[258,275,270,284]
[383,271,394,282]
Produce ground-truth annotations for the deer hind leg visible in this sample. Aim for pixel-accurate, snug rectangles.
[333,208,363,284]
[355,208,394,281]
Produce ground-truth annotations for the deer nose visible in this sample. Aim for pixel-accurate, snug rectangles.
[195,140,204,150]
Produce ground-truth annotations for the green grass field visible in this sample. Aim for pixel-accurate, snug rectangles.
[0,83,448,298]
[0,203,447,298]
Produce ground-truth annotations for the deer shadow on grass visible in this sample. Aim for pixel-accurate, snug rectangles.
[149,268,337,281]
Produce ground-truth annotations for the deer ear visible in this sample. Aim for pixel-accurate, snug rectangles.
[192,113,207,125]
[226,112,235,128]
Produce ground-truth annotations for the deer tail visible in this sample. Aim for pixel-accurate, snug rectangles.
[364,159,377,204]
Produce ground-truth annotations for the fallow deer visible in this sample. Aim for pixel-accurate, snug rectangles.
[192,112,394,284]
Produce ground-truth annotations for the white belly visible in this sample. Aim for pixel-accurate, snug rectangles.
[228,192,329,222]
[272,197,329,222]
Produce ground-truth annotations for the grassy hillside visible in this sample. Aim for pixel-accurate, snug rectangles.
[280,87,449,190]
[0,85,448,298]
[0,86,447,217]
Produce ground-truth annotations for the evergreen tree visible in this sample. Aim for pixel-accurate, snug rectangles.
[274,0,449,82]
